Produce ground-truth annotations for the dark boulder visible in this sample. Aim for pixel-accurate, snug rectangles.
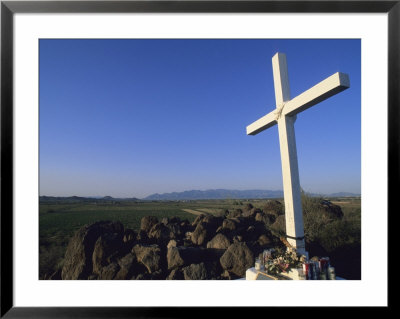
[140,216,159,233]
[231,217,250,235]
[192,214,207,227]
[61,221,124,280]
[243,222,268,242]
[222,217,249,234]
[202,247,226,262]
[167,238,184,249]
[161,216,181,226]
[242,207,261,218]
[98,262,120,280]
[202,215,223,227]
[165,223,182,240]
[219,242,254,277]
[222,219,237,231]
[92,232,123,275]
[217,209,229,218]
[203,261,224,279]
[206,233,231,250]
[167,246,203,270]
[243,225,257,242]
[182,263,208,280]
[167,239,179,248]
[258,234,273,247]
[132,244,163,274]
[319,200,344,219]
[167,268,184,280]
[148,223,171,244]
[227,209,243,219]
[114,252,143,280]
[221,269,241,280]
[271,215,286,235]
[255,211,276,225]
[181,261,223,280]
[136,229,149,243]
[263,200,284,216]
[180,220,191,232]
[149,269,166,280]
[191,221,218,246]
[135,273,151,280]
[161,217,170,225]
[232,235,243,243]
[255,212,265,222]
[123,229,137,243]
[191,223,208,246]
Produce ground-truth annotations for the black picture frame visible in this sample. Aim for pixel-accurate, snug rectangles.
[1,0,395,317]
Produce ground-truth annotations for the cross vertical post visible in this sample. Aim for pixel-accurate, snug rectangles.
[246,52,349,258]
[272,53,306,255]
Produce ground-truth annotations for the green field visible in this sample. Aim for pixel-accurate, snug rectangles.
[39,197,361,279]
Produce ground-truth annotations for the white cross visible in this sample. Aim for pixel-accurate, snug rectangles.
[246,53,350,255]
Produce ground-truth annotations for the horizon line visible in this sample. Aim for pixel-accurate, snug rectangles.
[39,188,361,200]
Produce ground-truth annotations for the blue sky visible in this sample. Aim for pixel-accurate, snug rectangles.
[39,39,360,198]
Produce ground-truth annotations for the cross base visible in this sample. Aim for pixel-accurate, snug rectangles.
[245,267,306,280]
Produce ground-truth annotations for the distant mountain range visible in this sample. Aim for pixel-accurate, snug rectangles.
[142,189,360,200]
[143,189,284,200]
[39,190,360,202]
[325,192,361,198]
[39,195,139,203]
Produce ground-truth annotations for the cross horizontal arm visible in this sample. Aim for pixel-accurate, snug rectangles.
[246,109,277,135]
[283,72,350,117]
[246,72,350,136]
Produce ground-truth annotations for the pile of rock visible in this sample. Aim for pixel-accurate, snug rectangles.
[46,199,343,280]
[55,204,287,280]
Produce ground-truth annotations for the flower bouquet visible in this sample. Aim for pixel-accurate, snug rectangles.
[262,247,305,276]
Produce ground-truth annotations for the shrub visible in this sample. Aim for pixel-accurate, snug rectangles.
[270,191,357,247]
[317,219,361,252]
[39,243,66,279]
[301,190,345,241]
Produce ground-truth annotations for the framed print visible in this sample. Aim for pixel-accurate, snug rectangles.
[1,0,396,316]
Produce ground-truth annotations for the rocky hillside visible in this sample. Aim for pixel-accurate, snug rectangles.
[44,199,344,280]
